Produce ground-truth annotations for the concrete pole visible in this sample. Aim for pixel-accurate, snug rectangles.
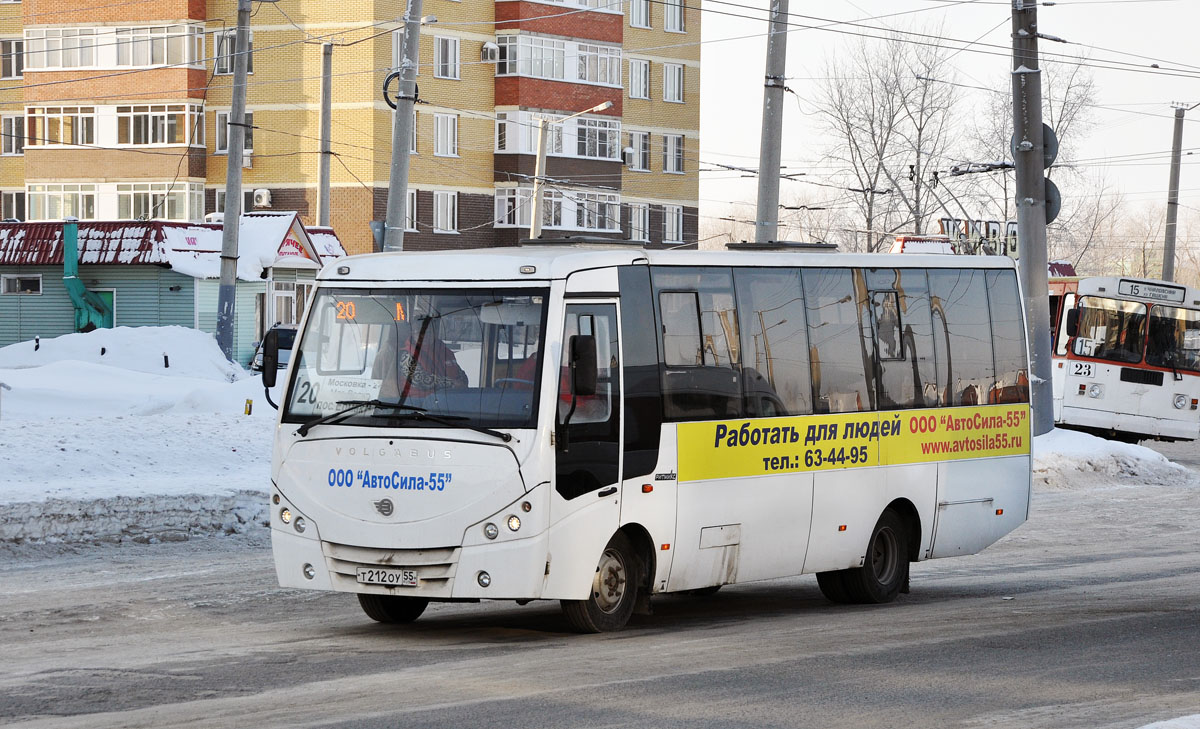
[1011,0,1054,436]
[383,0,423,252]
[318,42,333,227]
[529,118,549,240]
[1162,103,1196,282]
[216,0,252,361]
[754,0,788,244]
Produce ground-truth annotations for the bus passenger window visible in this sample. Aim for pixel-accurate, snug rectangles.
[802,268,875,413]
[652,267,742,421]
[986,270,1030,404]
[929,269,996,406]
[1147,305,1200,373]
[866,268,938,409]
[734,268,812,416]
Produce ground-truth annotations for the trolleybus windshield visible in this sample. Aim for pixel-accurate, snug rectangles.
[1074,296,1146,363]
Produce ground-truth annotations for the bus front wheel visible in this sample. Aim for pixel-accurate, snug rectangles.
[358,593,429,623]
[561,532,640,633]
[817,509,909,605]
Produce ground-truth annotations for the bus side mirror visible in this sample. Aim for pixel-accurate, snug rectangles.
[1065,308,1079,338]
[569,334,597,396]
[261,329,280,389]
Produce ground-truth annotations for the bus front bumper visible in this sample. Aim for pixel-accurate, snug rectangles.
[272,527,551,600]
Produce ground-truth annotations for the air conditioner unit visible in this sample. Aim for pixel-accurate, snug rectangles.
[481,41,499,63]
[253,189,272,208]
[204,212,224,224]
[622,146,636,167]
[242,154,253,169]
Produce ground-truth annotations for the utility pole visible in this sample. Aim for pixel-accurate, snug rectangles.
[529,101,612,240]
[754,0,788,244]
[216,0,256,361]
[383,0,423,252]
[318,42,333,227]
[1163,102,1198,282]
[1011,0,1054,436]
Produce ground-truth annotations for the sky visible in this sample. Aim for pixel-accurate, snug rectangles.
[698,0,1200,236]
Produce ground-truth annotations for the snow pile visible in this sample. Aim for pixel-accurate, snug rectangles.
[0,327,277,544]
[1139,717,1200,729]
[1033,428,1195,490]
[0,326,260,420]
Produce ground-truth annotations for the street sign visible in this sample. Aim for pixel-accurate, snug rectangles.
[1045,178,1061,225]
[1011,123,1059,169]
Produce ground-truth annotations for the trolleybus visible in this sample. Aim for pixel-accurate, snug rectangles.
[263,247,1033,632]
[1050,276,1200,442]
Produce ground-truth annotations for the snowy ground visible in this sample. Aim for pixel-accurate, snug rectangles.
[2,328,1199,729]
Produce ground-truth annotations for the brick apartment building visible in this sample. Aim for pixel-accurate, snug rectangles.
[0,0,700,255]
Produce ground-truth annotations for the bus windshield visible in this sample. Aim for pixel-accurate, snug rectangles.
[1147,305,1200,373]
[1075,296,1146,364]
[282,287,548,430]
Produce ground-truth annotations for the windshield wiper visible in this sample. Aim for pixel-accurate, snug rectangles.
[295,399,512,443]
[296,399,421,437]
[384,410,513,443]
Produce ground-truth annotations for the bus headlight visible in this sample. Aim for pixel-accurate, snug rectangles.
[507,514,521,532]
[280,508,292,524]
[1087,384,1104,399]
[483,522,499,540]
[1174,394,1188,409]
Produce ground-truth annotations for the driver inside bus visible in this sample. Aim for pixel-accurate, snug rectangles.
[374,317,469,398]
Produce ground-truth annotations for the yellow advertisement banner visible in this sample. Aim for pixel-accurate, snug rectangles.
[677,404,1030,482]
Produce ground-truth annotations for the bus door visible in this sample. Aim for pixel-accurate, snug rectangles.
[550,303,624,564]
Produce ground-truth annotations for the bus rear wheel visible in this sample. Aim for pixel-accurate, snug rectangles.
[817,509,909,605]
[561,532,640,633]
[358,593,429,623]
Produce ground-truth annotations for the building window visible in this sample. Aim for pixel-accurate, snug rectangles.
[24,30,91,69]
[630,0,650,28]
[391,30,409,73]
[410,109,417,153]
[527,114,564,155]
[575,192,620,231]
[495,112,511,152]
[215,29,253,74]
[2,190,25,221]
[1,274,41,295]
[2,115,23,155]
[628,203,649,241]
[495,187,562,228]
[664,0,685,32]
[27,184,97,221]
[496,35,566,79]
[117,182,203,221]
[629,59,649,99]
[628,131,649,171]
[433,191,457,233]
[216,111,253,154]
[577,43,621,86]
[664,63,684,102]
[434,36,459,79]
[26,107,95,146]
[0,39,22,78]
[405,188,417,231]
[663,134,684,173]
[576,117,620,159]
[215,189,253,214]
[117,25,203,67]
[118,104,202,146]
[663,204,683,242]
[434,113,458,156]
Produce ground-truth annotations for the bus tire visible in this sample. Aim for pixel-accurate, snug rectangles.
[357,593,429,623]
[843,509,909,604]
[561,532,639,633]
[815,570,852,604]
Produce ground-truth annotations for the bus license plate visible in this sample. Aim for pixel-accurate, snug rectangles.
[356,567,418,587]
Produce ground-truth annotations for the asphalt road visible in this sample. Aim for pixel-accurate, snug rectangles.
[2,463,1199,729]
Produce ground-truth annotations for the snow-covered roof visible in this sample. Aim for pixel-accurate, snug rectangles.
[0,214,345,281]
